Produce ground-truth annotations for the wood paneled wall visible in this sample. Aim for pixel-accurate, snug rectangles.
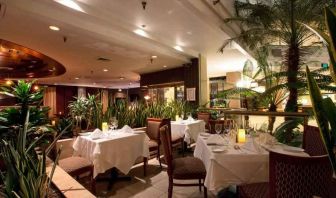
[140,58,199,104]
[56,86,77,116]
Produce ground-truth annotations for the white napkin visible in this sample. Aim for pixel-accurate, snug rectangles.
[206,134,225,145]
[89,128,103,140]
[120,125,134,133]
[187,116,194,122]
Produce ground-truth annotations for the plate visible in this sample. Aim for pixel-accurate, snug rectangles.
[212,147,227,153]
[283,146,304,153]
[133,130,146,134]
[200,133,210,137]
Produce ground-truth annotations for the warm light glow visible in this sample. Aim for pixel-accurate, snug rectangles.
[175,115,180,121]
[119,77,125,80]
[33,85,39,91]
[250,82,258,88]
[118,88,122,92]
[151,55,157,59]
[75,77,80,80]
[49,26,60,31]
[54,0,85,12]
[51,120,56,126]
[238,129,246,143]
[174,45,183,52]
[133,29,149,38]
[144,95,150,100]
[102,122,108,132]
[236,80,251,88]
[103,69,108,72]
[5,80,12,86]
[253,86,266,93]
[163,65,167,68]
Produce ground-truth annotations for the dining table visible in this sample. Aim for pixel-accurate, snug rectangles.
[193,134,309,192]
[72,129,149,178]
[171,119,205,144]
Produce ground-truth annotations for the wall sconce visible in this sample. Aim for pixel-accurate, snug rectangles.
[237,129,246,143]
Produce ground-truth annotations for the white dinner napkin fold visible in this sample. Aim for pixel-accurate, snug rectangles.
[120,125,134,133]
[206,134,225,145]
[89,128,103,140]
[187,116,194,122]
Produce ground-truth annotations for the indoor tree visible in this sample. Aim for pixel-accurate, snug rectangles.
[222,0,334,112]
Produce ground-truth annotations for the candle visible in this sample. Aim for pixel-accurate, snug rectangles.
[102,122,108,132]
[51,120,56,126]
[175,115,179,121]
[237,129,246,143]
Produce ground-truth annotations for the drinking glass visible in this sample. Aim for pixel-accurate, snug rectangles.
[215,124,222,135]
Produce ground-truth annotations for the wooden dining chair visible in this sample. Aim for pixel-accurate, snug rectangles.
[303,125,327,156]
[145,118,166,168]
[160,125,207,198]
[197,112,211,132]
[55,138,96,193]
[238,151,332,198]
[161,118,185,156]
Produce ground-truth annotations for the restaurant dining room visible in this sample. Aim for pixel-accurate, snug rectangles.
[1,0,336,198]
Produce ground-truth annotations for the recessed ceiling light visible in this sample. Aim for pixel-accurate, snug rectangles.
[133,29,148,38]
[75,77,79,80]
[93,82,96,85]
[163,65,167,68]
[49,25,60,31]
[129,82,132,85]
[119,77,125,80]
[103,69,108,72]
[151,55,157,59]
[54,0,85,12]
[174,46,183,52]
[118,88,122,92]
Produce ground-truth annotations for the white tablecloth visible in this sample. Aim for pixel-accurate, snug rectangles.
[171,120,205,144]
[194,135,309,192]
[73,132,149,177]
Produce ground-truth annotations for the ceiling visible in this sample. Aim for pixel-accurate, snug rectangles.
[0,0,249,88]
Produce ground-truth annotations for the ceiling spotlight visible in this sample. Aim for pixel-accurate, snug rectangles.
[151,55,157,59]
[49,25,60,31]
[163,65,167,68]
[119,77,125,80]
[118,88,122,92]
[213,0,220,5]
[133,29,149,38]
[174,45,184,52]
[141,0,147,10]
[54,0,85,12]
[75,77,79,80]
[129,82,132,85]
[103,69,108,72]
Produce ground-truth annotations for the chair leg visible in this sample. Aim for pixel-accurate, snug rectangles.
[198,179,202,192]
[90,168,96,194]
[168,177,173,198]
[181,139,185,157]
[143,157,147,177]
[204,185,207,198]
[157,147,162,169]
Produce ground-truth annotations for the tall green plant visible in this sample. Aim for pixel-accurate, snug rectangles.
[306,7,336,172]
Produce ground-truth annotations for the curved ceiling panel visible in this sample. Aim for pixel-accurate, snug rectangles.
[0,39,66,79]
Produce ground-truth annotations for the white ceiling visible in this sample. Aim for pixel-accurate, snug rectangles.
[0,0,249,88]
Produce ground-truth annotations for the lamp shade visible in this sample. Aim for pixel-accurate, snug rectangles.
[238,129,246,143]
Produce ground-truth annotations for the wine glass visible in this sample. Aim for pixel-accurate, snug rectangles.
[215,124,222,135]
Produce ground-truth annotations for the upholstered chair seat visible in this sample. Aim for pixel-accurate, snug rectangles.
[172,157,206,180]
[58,156,92,174]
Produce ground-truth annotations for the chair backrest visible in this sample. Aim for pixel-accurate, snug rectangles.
[197,112,210,129]
[303,125,327,156]
[146,118,164,141]
[160,125,173,175]
[208,119,225,134]
[269,151,332,198]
